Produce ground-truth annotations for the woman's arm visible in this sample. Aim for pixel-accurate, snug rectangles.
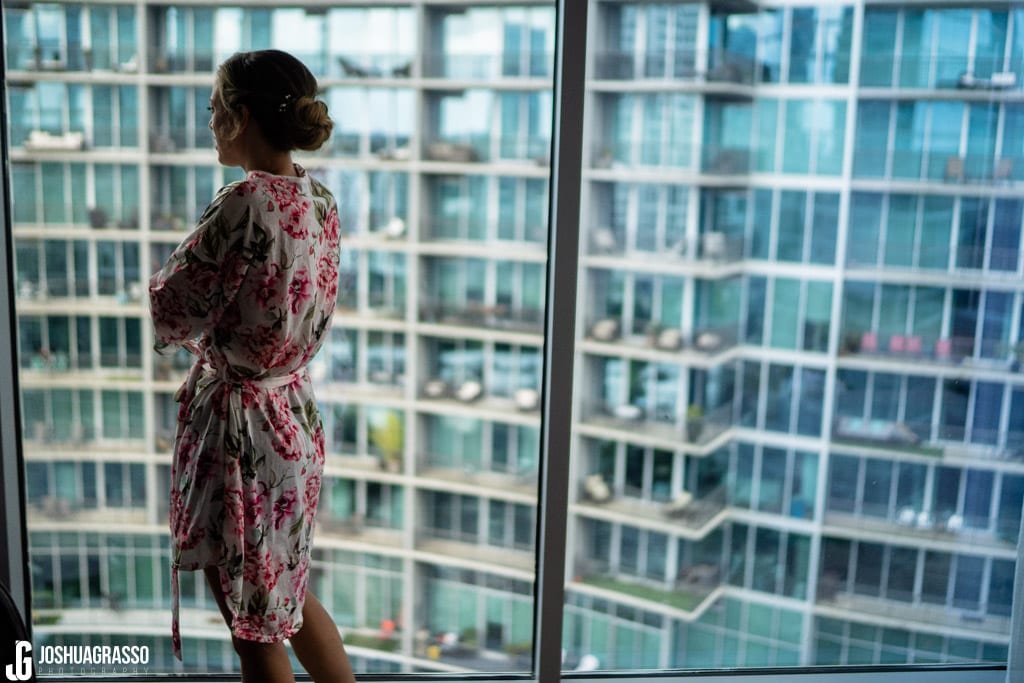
[149,183,253,353]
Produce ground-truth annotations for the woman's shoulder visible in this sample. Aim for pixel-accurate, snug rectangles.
[195,180,249,224]
[309,176,335,202]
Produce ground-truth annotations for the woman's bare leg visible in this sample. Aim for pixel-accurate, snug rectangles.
[232,638,295,683]
[288,592,357,683]
[203,567,296,683]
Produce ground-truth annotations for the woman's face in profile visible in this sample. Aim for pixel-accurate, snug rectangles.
[208,84,243,167]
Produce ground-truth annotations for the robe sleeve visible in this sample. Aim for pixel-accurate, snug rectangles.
[149,183,252,354]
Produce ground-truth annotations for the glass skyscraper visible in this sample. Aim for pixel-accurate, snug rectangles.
[3,0,1024,675]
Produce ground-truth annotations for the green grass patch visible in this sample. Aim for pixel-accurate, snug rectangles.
[581,576,704,611]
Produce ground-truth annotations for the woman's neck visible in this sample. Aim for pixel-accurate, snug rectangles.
[239,130,297,176]
[245,155,296,177]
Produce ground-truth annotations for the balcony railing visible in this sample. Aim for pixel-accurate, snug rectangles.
[578,400,732,447]
[824,510,1020,547]
[26,498,147,525]
[840,330,1023,368]
[576,483,727,532]
[854,150,1021,184]
[146,128,212,153]
[831,416,1024,462]
[817,588,1011,636]
[416,527,535,564]
[424,137,486,163]
[592,50,699,81]
[592,140,694,171]
[846,243,1021,272]
[423,52,553,80]
[587,226,743,264]
[9,41,139,73]
[419,299,544,333]
[16,277,144,301]
[150,50,216,74]
[28,353,154,376]
[702,147,752,175]
[584,319,739,355]
[860,53,1022,91]
[417,453,537,490]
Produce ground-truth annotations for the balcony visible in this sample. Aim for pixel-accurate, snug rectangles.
[860,53,1023,93]
[830,417,941,457]
[23,428,145,454]
[583,318,740,359]
[935,425,1024,463]
[423,52,553,81]
[424,139,484,164]
[574,484,727,538]
[817,589,1011,639]
[702,148,752,179]
[577,401,732,451]
[419,300,544,335]
[316,516,404,550]
[840,331,1023,372]
[570,570,721,619]
[417,453,537,497]
[320,131,414,161]
[823,510,1019,551]
[416,529,534,575]
[9,41,140,74]
[591,140,692,173]
[22,130,87,152]
[417,381,542,424]
[21,361,145,384]
[592,47,759,85]
[706,52,760,88]
[26,499,147,526]
[592,50,698,82]
[419,220,547,251]
[16,278,146,307]
[586,229,745,269]
[854,151,1022,186]
[149,50,215,74]
[830,415,1024,464]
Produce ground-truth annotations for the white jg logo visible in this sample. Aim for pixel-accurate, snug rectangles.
[4,641,31,681]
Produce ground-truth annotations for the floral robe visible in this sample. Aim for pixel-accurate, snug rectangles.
[149,165,340,659]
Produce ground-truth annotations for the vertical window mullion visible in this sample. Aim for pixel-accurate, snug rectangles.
[534,0,586,678]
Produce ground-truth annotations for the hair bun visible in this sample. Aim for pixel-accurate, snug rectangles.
[289,96,333,151]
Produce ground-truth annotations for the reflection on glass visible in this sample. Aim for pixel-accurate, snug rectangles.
[8,0,555,675]
[567,0,1024,674]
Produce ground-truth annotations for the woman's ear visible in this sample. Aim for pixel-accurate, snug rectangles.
[235,103,251,133]
[223,103,251,141]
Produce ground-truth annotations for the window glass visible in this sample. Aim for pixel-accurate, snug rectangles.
[569,0,1021,674]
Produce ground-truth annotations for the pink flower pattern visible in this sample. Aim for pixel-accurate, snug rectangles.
[149,165,338,660]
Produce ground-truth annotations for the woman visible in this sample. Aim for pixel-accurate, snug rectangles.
[149,50,355,683]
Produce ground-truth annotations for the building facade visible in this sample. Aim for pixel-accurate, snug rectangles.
[4,0,1024,674]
